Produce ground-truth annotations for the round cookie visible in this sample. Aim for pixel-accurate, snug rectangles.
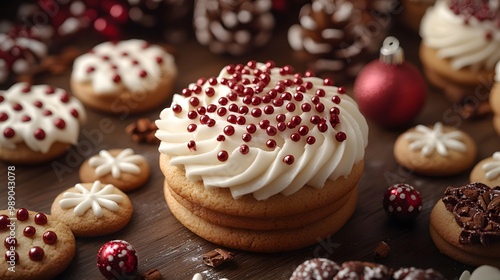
[0,83,86,164]
[470,152,500,187]
[429,183,500,267]
[51,181,133,237]
[80,148,150,192]
[0,209,76,280]
[393,122,477,176]
[71,39,177,114]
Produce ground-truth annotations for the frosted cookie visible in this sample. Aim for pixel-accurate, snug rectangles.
[51,181,133,237]
[156,61,369,252]
[470,152,500,187]
[79,149,150,192]
[430,183,500,267]
[0,82,86,164]
[419,0,499,114]
[71,39,177,114]
[393,122,477,176]
[0,209,76,280]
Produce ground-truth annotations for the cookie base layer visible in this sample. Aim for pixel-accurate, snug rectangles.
[0,142,70,165]
[160,153,363,218]
[429,200,500,268]
[165,184,358,252]
[71,71,175,114]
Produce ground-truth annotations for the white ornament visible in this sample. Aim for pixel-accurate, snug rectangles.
[404,122,466,157]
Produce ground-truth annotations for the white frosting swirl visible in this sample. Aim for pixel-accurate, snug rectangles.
[89,149,144,178]
[420,0,500,71]
[0,82,86,153]
[71,39,177,94]
[59,181,124,218]
[404,122,466,157]
[156,62,368,200]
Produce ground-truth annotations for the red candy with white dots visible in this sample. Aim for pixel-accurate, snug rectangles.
[97,240,138,280]
[383,183,423,221]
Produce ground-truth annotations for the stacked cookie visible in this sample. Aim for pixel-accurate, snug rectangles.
[156,61,369,252]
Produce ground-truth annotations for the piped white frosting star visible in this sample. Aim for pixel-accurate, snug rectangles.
[482,152,500,180]
[404,122,466,157]
[89,148,144,178]
[59,181,123,217]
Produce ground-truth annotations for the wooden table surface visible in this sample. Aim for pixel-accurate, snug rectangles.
[0,12,496,280]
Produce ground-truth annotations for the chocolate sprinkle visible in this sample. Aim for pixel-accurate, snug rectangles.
[442,182,500,246]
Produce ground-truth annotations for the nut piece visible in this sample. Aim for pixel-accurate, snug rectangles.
[202,248,235,268]
[374,241,390,259]
[141,268,163,280]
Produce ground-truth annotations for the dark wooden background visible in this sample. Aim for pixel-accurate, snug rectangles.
[0,7,496,280]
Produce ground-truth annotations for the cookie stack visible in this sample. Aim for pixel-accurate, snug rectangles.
[156,61,369,252]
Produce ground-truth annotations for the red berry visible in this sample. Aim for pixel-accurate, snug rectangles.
[383,183,423,221]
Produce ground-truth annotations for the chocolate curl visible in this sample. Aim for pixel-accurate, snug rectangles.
[202,248,235,268]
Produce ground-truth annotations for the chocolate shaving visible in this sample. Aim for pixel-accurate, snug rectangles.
[125,118,160,145]
[442,182,500,245]
[374,241,390,259]
[202,248,234,268]
[141,268,163,280]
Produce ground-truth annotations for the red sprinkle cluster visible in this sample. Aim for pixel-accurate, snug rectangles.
[1,209,57,264]
[174,61,347,165]
[0,86,80,141]
[449,0,500,40]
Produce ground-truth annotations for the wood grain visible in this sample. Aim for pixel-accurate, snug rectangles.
[0,17,493,280]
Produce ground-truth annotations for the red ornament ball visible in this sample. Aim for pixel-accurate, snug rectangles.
[353,58,426,127]
[97,240,138,279]
[383,183,423,221]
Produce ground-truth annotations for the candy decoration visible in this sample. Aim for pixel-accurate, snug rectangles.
[353,36,427,127]
[383,183,423,221]
[193,0,275,56]
[97,240,138,280]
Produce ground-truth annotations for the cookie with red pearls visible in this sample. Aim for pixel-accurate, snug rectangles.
[0,83,86,164]
[0,209,76,280]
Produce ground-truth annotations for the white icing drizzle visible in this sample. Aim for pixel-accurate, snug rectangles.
[420,0,500,71]
[482,152,500,180]
[59,181,124,218]
[0,82,86,153]
[192,273,228,280]
[89,149,144,178]
[404,122,467,157]
[459,265,500,280]
[71,39,177,94]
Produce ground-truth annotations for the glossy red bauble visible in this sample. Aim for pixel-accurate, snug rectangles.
[97,240,138,279]
[383,183,423,221]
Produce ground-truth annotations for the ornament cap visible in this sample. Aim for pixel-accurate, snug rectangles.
[380,36,404,65]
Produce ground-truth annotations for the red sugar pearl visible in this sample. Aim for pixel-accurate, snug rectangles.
[280,92,292,101]
[241,78,250,85]
[228,103,238,112]
[240,144,249,154]
[217,107,227,117]
[336,132,347,142]
[217,150,229,162]
[86,66,95,73]
[207,104,217,112]
[315,103,325,113]
[13,103,22,111]
[217,135,225,141]
[226,64,235,74]
[242,95,252,104]
[266,139,277,149]
[232,83,243,93]
[318,122,328,132]
[187,140,196,151]
[287,121,296,129]
[4,236,17,248]
[246,124,257,133]
[207,119,216,127]
[0,113,7,122]
[283,155,294,165]
[4,128,15,138]
[139,70,148,78]
[239,106,249,115]
[251,96,262,106]
[330,107,340,115]
[43,231,57,245]
[266,126,277,136]
[330,115,340,127]
[34,101,43,108]
[296,85,306,93]
[290,133,301,142]
[277,122,286,131]
[273,99,284,107]
[332,96,341,104]
[23,226,36,237]
[189,97,200,107]
[182,88,192,97]
[304,81,313,89]
[0,215,10,230]
[29,246,44,261]
[274,84,285,93]
[227,115,237,124]
[197,78,207,86]
[236,116,246,125]
[17,208,29,221]
[301,103,311,112]
[191,85,201,94]
[323,78,334,86]
[227,91,237,101]
[294,92,304,101]
[276,114,286,122]
[22,116,31,122]
[4,251,18,263]
[259,119,270,129]
[243,87,254,96]
[224,125,235,136]
[247,60,257,68]
[172,104,182,114]
[242,133,252,142]
[251,108,262,118]
[188,110,198,119]
[264,105,274,115]
[286,103,296,112]
[291,116,302,125]
[199,115,210,124]
[294,77,303,84]
[34,213,48,225]
[337,87,346,94]
[220,78,229,85]
[310,115,321,124]
[187,124,197,132]
[266,60,276,68]
[298,125,309,136]
[112,74,121,83]
[21,85,31,93]
[155,56,163,64]
[197,106,207,115]
[208,77,218,85]
[306,136,316,145]
[316,89,325,97]
[43,109,52,116]
[268,89,278,98]
[218,97,228,106]
[205,87,215,97]
[311,96,320,104]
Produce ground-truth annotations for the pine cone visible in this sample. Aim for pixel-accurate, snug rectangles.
[193,0,275,56]
[288,0,391,79]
